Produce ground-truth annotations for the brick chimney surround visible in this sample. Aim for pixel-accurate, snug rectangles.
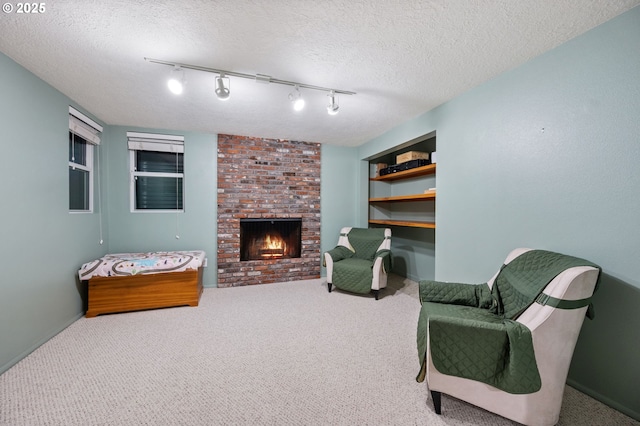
[217,134,321,287]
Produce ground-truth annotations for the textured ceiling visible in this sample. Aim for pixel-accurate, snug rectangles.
[1,1,638,146]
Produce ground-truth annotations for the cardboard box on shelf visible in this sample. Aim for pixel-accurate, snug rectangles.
[375,163,388,177]
[396,151,429,164]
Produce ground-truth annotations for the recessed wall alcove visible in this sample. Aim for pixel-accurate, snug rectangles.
[217,134,321,287]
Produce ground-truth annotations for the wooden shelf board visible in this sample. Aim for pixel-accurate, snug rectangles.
[371,163,436,181]
[369,191,435,203]
[369,219,436,229]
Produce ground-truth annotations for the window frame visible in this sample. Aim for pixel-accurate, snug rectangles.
[69,106,102,213]
[69,133,93,212]
[127,132,185,213]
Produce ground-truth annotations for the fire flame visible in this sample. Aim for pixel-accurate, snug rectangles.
[264,234,283,250]
[259,234,286,258]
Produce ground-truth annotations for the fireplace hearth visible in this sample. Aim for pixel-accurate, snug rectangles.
[240,218,302,261]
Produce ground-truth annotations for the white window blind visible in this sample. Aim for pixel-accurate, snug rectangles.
[69,106,102,145]
[127,132,184,153]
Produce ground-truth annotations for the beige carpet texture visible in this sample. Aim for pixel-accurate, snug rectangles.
[1,275,637,425]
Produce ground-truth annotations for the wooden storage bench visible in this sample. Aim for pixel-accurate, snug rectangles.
[85,267,203,317]
[79,251,205,318]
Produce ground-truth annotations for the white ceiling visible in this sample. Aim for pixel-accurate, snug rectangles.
[1,1,638,147]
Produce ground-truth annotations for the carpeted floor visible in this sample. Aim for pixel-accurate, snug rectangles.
[1,275,637,425]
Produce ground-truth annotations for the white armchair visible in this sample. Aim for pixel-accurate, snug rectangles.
[417,248,601,426]
[323,227,392,300]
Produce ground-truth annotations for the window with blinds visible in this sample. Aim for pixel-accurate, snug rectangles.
[69,106,102,212]
[127,132,185,212]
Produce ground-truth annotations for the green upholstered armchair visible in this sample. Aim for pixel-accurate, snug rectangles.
[323,227,392,300]
[416,248,601,426]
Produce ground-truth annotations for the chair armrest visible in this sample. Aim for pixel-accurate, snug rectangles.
[375,249,392,272]
[427,316,540,394]
[417,312,506,382]
[418,280,493,308]
[323,246,353,266]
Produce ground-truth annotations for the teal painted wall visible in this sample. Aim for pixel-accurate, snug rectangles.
[103,126,218,287]
[0,53,106,373]
[358,6,640,420]
[320,144,359,275]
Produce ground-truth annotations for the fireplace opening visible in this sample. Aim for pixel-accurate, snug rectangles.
[240,218,302,261]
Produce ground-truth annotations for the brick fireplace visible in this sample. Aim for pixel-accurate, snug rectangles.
[217,134,321,287]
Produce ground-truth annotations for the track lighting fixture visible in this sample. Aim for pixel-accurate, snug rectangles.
[289,86,305,111]
[215,74,230,100]
[146,57,355,113]
[167,66,185,95]
[327,90,339,115]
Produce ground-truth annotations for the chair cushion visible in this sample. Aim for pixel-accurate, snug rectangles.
[347,228,386,261]
[332,258,374,294]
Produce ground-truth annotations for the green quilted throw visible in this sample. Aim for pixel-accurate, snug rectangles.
[324,246,354,265]
[332,258,375,294]
[491,250,601,319]
[347,228,387,261]
[417,303,541,393]
[416,249,601,394]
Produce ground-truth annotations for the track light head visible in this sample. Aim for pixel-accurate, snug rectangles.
[327,90,339,115]
[288,86,305,111]
[215,74,230,101]
[167,66,185,95]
